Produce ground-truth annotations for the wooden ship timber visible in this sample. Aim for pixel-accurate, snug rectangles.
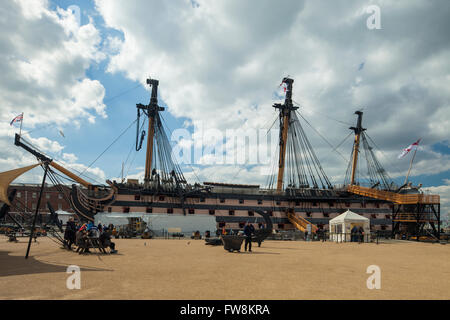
[1,78,442,238]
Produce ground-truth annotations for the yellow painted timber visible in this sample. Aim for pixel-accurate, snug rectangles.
[350,133,361,185]
[50,161,91,188]
[287,211,318,233]
[276,114,290,191]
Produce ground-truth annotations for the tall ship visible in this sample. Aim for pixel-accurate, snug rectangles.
[1,77,442,238]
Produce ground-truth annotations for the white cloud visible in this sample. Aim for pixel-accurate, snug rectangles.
[0,1,106,126]
[0,0,107,184]
[26,135,65,154]
[62,153,78,163]
[93,0,450,192]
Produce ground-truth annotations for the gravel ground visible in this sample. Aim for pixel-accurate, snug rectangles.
[0,236,449,300]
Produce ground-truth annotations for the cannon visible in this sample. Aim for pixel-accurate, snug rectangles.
[220,235,245,252]
[212,209,273,252]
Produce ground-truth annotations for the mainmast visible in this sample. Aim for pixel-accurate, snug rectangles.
[349,111,366,185]
[137,78,165,184]
[274,78,298,191]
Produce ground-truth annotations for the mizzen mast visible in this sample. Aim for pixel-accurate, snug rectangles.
[349,111,365,185]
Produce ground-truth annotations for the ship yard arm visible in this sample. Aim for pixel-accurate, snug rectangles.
[14,133,92,188]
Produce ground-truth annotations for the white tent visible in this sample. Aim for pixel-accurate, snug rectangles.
[329,210,370,242]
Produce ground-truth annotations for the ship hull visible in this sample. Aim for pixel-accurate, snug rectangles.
[71,184,394,232]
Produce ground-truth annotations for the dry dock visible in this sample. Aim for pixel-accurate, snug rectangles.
[0,236,449,300]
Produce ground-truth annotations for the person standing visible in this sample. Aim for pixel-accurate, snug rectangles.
[358,226,365,243]
[64,217,77,250]
[351,225,358,242]
[257,223,264,247]
[317,227,323,242]
[243,223,255,252]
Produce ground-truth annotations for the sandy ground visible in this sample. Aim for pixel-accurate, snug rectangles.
[0,235,449,300]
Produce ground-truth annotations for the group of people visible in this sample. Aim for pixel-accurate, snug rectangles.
[64,217,117,254]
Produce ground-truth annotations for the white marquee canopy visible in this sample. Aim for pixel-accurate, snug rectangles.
[329,210,370,242]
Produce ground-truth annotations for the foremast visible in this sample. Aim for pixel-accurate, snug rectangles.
[135,78,187,189]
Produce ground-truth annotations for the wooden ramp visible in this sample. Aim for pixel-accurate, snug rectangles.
[287,212,318,233]
[347,185,440,205]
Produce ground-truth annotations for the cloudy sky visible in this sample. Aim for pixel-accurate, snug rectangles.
[0,0,449,219]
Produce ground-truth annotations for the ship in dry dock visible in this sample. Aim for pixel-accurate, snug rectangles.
[2,77,442,238]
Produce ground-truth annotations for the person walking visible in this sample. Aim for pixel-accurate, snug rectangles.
[243,222,255,252]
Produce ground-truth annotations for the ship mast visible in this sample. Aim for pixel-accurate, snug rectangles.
[137,78,165,184]
[274,78,298,191]
[349,111,366,185]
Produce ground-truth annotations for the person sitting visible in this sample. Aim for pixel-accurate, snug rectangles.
[99,227,117,254]
[75,227,90,254]
[88,225,99,238]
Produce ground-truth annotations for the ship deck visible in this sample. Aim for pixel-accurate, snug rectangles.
[1,236,449,300]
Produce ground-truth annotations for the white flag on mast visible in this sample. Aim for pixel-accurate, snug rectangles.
[398,139,421,159]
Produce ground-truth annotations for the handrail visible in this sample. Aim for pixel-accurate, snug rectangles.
[393,213,437,222]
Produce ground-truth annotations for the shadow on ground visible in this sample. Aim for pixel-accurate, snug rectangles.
[243,251,281,255]
[0,250,110,277]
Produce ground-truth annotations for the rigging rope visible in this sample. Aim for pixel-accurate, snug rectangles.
[160,115,201,184]
[296,111,349,164]
[292,99,352,126]
[103,83,142,105]
[265,110,333,190]
[79,118,137,178]
[19,135,105,186]
[365,132,403,179]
